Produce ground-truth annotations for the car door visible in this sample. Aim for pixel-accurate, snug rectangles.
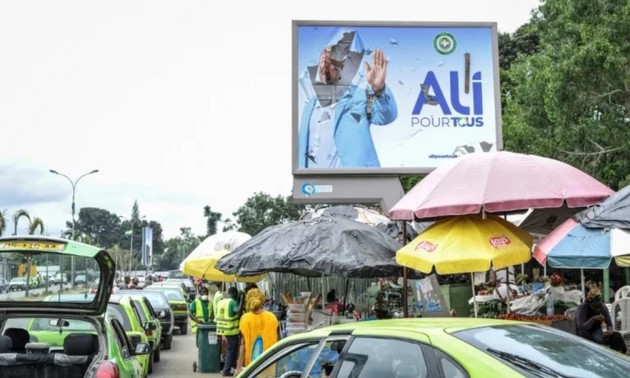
[110,317,144,378]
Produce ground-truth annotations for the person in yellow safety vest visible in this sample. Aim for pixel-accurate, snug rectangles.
[188,286,213,347]
[216,287,240,377]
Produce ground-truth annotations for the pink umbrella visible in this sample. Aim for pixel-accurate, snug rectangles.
[389,151,614,220]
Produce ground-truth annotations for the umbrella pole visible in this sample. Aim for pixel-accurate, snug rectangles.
[402,221,409,318]
[471,273,478,318]
[342,278,350,317]
[581,269,585,303]
[505,267,511,314]
[603,268,610,303]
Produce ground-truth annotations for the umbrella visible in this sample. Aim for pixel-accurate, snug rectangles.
[533,219,630,298]
[180,231,266,283]
[397,214,533,275]
[576,184,630,229]
[215,216,404,278]
[396,214,533,317]
[388,151,613,221]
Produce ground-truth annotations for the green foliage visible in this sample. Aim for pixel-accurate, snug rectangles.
[400,176,423,193]
[0,210,6,236]
[75,207,122,249]
[503,0,630,189]
[158,227,201,270]
[203,205,222,236]
[231,192,307,236]
[471,299,508,318]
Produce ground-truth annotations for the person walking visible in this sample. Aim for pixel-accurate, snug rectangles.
[234,289,279,376]
[189,286,213,346]
[216,287,240,376]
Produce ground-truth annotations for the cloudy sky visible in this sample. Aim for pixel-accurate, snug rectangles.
[0,0,541,239]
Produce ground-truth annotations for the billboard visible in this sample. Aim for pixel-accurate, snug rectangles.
[293,21,502,175]
[141,226,153,268]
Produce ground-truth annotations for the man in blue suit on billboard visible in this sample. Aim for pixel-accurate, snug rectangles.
[298,30,398,168]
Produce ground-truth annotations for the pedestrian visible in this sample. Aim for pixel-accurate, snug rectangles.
[234,288,279,376]
[576,288,627,354]
[188,286,213,347]
[119,276,131,290]
[216,287,240,377]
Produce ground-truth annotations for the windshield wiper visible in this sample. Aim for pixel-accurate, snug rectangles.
[486,348,573,378]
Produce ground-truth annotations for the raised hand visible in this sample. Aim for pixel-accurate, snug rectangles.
[365,49,388,92]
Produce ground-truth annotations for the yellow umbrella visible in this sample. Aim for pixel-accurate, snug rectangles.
[182,250,266,283]
[396,214,533,275]
[180,231,266,283]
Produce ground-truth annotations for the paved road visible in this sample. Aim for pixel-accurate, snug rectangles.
[153,328,225,378]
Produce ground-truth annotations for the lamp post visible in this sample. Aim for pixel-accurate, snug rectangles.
[49,169,99,287]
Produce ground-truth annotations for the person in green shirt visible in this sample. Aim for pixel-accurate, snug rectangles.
[217,287,240,376]
[189,286,213,346]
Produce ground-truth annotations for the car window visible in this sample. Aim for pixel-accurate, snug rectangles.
[141,292,168,307]
[431,348,468,378]
[30,317,95,332]
[253,342,320,378]
[337,337,428,378]
[453,324,629,378]
[131,300,147,324]
[143,298,157,318]
[108,304,132,332]
[110,317,132,359]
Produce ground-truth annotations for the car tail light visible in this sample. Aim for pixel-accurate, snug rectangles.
[95,361,120,378]
[145,330,153,337]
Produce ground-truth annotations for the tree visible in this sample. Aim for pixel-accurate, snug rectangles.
[203,205,222,237]
[74,207,122,249]
[158,227,200,271]
[231,192,306,236]
[503,0,630,189]
[0,210,6,236]
[11,209,45,235]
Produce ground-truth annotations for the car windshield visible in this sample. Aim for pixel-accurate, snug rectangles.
[107,304,132,332]
[137,292,168,306]
[452,324,629,377]
[144,287,185,301]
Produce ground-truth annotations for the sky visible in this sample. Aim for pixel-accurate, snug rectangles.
[0,0,541,240]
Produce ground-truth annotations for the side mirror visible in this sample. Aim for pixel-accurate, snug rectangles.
[144,322,157,331]
[158,310,166,319]
[134,342,151,355]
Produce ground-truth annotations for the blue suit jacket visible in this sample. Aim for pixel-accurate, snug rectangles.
[298,85,397,168]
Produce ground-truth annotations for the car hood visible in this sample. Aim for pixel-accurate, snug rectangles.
[0,236,115,315]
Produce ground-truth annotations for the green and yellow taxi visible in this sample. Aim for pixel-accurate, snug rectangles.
[108,294,153,377]
[143,286,189,335]
[129,294,163,364]
[0,236,150,378]
[238,317,630,378]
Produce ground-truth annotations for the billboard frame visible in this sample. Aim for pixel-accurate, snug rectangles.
[292,20,503,176]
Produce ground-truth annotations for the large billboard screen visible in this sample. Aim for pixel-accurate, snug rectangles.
[293,21,502,175]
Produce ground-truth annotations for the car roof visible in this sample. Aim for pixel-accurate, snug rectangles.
[108,294,132,305]
[285,318,524,340]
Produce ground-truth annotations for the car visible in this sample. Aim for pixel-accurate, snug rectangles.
[119,289,174,350]
[0,278,9,293]
[130,295,163,363]
[7,277,27,291]
[237,318,630,378]
[74,274,87,285]
[150,281,191,299]
[166,278,197,298]
[108,294,153,377]
[143,286,189,335]
[0,235,150,378]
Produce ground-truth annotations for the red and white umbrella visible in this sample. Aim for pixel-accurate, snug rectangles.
[389,151,613,221]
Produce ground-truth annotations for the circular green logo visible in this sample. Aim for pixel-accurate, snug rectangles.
[433,32,457,55]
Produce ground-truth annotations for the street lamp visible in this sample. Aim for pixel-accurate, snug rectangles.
[49,169,99,287]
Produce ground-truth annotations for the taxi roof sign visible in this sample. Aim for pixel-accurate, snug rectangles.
[0,240,66,252]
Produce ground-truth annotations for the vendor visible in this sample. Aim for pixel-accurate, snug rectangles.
[576,288,627,354]
[325,289,344,314]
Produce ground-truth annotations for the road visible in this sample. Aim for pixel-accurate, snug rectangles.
[0,283,76,300]
[153,327,226,378]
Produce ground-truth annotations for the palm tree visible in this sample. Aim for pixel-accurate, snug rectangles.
[28,217,45,235]
[13,209,31,235]
[203,205,222,237]
[12,209,45,235]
